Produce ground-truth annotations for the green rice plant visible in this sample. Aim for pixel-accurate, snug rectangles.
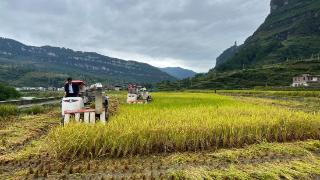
[47,93,320,158]
[21,91,63,98]
[20,105,46,115]
[0,104,19,118]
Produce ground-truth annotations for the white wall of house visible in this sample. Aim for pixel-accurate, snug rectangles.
[292,82,309,87]
[292,74,320,87]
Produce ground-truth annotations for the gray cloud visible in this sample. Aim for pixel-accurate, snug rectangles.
[0,0,270,72]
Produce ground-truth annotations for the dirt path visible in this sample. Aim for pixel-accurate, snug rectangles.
[18,100,61,109]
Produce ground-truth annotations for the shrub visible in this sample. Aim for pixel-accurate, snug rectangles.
[0,84,20,101]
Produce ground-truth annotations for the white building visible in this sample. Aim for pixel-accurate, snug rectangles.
[57,87,65,91]
[114,86,122,91]
[292,74,320,87]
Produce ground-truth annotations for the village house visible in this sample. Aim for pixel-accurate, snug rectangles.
[292,74,320,87]
[57,87,65,92]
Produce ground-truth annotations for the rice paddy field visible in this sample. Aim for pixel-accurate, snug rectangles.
[1,91,320,179]
[48,93,320,158]
[217,89,320,98]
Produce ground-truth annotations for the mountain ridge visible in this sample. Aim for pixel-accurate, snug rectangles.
[0,37,176,87]
[159,67,196,80]
[215,0,320,71]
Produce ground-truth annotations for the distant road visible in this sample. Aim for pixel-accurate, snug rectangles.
[18,99,61,109]
[0,97,61,108]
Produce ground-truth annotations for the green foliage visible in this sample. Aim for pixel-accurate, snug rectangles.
[216,44,239,66]
[20,105,45,115]
[0,104,49,119]
[215,0,320,71]
[21,91,63,98]
[0,104,19,118]
[216,40,284,71]
[0,83,20,100]
[158,59,320,89]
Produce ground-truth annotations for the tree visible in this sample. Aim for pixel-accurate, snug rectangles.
[0,84,20,101]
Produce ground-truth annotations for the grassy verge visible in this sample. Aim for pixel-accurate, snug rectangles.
[20,91,64,98]
[19,105,47,115]
[47,93,320,158]
[0,105,51,121]
[0,104,19,118]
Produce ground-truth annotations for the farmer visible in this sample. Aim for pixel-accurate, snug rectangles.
[64,77,80,97]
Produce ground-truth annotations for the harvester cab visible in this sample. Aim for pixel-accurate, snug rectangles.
[127,84,152,104]
[61,80,108,125]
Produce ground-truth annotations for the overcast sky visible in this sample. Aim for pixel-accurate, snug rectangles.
[0,0,270,72]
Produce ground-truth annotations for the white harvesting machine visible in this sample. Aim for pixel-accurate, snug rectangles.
[127,84,152,104]
[61,81,108,125]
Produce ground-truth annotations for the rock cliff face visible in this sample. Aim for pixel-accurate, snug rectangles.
[270,0,289,12]
[215,42,239,67]
[175,0,320,89]
[215,0,320,71]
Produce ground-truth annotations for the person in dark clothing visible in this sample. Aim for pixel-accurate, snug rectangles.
[64,77,80,97]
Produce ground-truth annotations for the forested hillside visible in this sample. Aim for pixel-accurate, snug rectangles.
[0,38,175,87]
[215,0,320,71]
